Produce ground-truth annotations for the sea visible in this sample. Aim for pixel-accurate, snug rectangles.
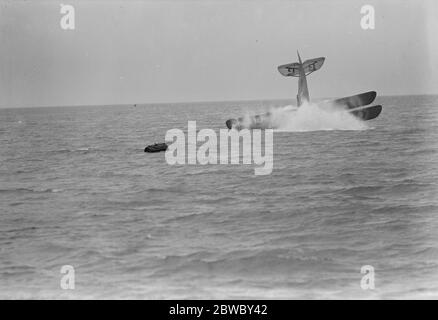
[1,95,438,299]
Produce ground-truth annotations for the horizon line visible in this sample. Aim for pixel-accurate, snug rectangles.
[1,92,437,110]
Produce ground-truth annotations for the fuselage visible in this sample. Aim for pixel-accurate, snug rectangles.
[296,51,310,106]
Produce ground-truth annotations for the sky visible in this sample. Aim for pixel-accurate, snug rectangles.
[0,0,437,108]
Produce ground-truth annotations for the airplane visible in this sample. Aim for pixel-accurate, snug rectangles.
[225,51,382,129]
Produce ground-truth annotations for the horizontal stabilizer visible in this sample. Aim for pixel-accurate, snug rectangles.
[278,57,325,77]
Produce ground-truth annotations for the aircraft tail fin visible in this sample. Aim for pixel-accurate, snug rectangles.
[277,51,324,106]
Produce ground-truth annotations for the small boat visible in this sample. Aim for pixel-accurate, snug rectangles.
[144,143,168,153]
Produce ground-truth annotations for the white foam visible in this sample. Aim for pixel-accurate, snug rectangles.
[270,101,369,132]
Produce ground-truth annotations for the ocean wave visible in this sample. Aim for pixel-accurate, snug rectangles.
[47,147,93,154]
[371,203,438,215]
[163,210,217,223]
[338,185,385,195]
[153,249,335,278]
[0,188,63,194]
